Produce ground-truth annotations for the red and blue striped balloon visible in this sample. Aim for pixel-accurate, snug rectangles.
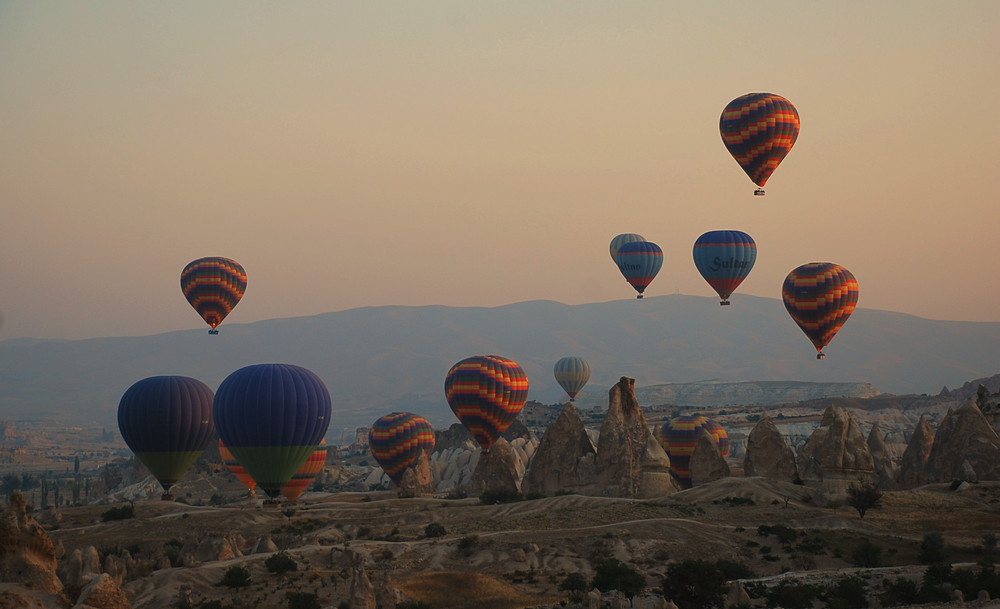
[720,93,799,194]
[782,262,859,359]
[658,415,729,489]
[444,355,529,453]
[213,363,331,499]
[693,230,757,305]
[369,412,436,487]
[615,240,663,299]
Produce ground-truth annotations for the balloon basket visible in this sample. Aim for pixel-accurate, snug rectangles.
[208,329,219,335]
[262,499,282,508]
[636,294,643,299]
[719,300,731,306]
[754,188,765,196]
[816,352,826,360]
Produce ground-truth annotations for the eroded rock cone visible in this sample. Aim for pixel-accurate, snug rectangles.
[398,450,434,498]
[473,437,521,494]
[924,399,1000,484]
[796,405,875,483]
[867,423,898,490]
[690,429,730,487]
[592,377,675,498]
[743,415,798,482]
[74,572,133,609]
[897,415,935,489]
[522,402,597,496]
[0,493,63,596]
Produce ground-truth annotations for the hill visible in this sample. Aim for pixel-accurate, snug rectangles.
[1,295,997,437]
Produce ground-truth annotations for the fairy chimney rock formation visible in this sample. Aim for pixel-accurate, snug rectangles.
[398,450,434,498]
[522,402,597,495]
[867,423,899,490]
[0,492,64,597]
[473,436,521,493]
[923,399,1000,484]
[743,415,798,482]
[796,405,875,490]
[897,415,935,489]
[689,429,731,487]
[591,377,675,498]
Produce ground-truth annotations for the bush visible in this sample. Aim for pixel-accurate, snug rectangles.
[919,532,946,564]
[757,524,797,545]
[846,480,883,518]
[479,489,523,504]
[764,581,822,609]
[220,565,252,588]
[265,551,298,575]
[559,572,589,592]
[424,522,446,538]
[825,575,867,609]
[662,559,727,609]
[286,591,321,609]
[850,539,882,568]
[163,540,184,567]
[101,503,135,522]
[591,558,645,597]
[880,577,920,607]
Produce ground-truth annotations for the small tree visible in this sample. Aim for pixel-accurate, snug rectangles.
[662,559,727,609]
[220,565,252,588]
[845,479,883,519]
[265,551,298,575]
[919,531,946,564]
[591,558,646,597]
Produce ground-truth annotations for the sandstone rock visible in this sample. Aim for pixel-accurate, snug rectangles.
[897,415,935,489]
[473,437,521,493]
[867,423,899,490]
[251,535,279,554]
[743,415,798,482]
[72,573,132,609]
[724,581,751,609]
[796,405,875,490]
[591,377,676,498]
[0,493,64,598]
[522,402,597,495]
[193,535,242,563]
[398,450,433,498]
[690,429,730,487]
[347,553,376,609]
[924,399,1000,484]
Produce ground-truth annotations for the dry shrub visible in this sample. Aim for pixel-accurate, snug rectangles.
[396,571,559,609]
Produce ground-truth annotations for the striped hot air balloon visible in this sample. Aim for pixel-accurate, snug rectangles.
[609,233,646,264]
[658,415,729,489]
[444,355,529,454]
[615,240,663,299]
[213,363,331,501]
[219,440,257,496]
[369,412,436,487]
[692,230,757,305]
[117,376,215,500]
[720,93,800,195]
[281,440,327,501]
[553,356,591,401]
[180,257,247,334]
[782,262,859,359]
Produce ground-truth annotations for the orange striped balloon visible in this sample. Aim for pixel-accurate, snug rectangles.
[219,439,256,494]
[281,440,327,501]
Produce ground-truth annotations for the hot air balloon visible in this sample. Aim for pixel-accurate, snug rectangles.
[615,240,663,299]
[720,93,800,196]
[180,257,247,334]
[553,356,591,402]
[369,412,436,488]
[657,415,729,489]
[281,440,327,501]
[444,355,529,454]
[213,363,331,502]
[692,230,757,305]
[219,440,257,497]
[609,233,646,264]
[117,376,215,500]
[782,262,859,360]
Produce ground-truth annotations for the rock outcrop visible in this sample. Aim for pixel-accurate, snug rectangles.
[867,423,898,490]
[521,402,597,495]
[73,572,132,609]
[897,415,935,489]
[689,430,730,487]
[473,437,521,493]
[398,450,433,498]
[743,415,798,482]
[796,405,875,497]
[923,399,1000,483]
[0,493,63,596]
[590,377,675,498]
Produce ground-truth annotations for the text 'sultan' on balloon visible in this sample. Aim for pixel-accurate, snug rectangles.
[720,93,800,195]
[369,412,436,488]
[782,262,859,359]
[615,240,663,299]
[118,376,215,499]
[180,256,247,334]
[553,356,591,402]
[213,363,331,499]
[692,230,757,305]
[657,415,729,489]
[444,355,529,454]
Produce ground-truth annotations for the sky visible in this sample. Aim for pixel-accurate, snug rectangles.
[2,2,998,341]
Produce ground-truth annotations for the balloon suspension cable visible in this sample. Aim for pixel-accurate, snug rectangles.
[816,352,826,360]
[754,188,765,196]
[720,300,731,306]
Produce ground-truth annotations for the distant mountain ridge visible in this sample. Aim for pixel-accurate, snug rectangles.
[0,294,997,436]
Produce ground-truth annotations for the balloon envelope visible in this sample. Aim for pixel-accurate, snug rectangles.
[219,440,256,494]
[281,440,327,501]
[609,233,646,264]
[117,376,215,493]
[782,262,859,358]
[213,363,331,498]
[657,415,729,489]
[180,257,247,332]
[553,356,591,401]
[720,93,800,190]
[369,412,436,487]
[615,241,663,297]
[692,230,757,303]
[444,355,529,453]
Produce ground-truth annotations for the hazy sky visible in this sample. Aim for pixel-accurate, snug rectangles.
[2,2,998,341]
